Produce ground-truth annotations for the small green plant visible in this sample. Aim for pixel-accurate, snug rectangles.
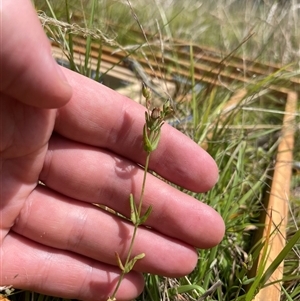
[108,85,173,301]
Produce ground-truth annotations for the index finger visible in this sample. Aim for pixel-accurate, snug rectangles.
[55,67,219,192]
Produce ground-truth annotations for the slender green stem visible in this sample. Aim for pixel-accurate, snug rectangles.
[125,153,150,264]
[190,45,197,130]
[138,152,151,214]
[64,0,76,71]
[84,0,96,75]
[110,152,151,300]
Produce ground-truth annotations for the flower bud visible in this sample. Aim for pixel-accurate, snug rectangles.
[151,107,161,120]
[142,83,151,100]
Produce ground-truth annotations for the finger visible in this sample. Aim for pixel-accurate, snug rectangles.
[12,185,198,277]
[1,233,143,301]
[0,0,72,108]
[40,135,225,248]
[55,68,218,192]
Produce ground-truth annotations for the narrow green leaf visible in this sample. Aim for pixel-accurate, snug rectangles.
[259,229,300,286]
[115,252,125,272]
[129,194,138,225]
[84,0,96,73]
[138,205,153,225]
[246,212,273,301]
[150,130,161,152]
[281,285,294,301]
[124,253,145,273]
[143,124,153,153]
[168,284,205,296]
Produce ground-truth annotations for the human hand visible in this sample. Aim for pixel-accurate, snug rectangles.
[0,1,225,300]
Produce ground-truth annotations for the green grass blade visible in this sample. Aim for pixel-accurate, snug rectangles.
[259,229,300,287]
[83,0,97,75]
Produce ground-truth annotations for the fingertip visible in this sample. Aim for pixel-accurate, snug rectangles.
[212,212,225,246]
[186,148,220,193]
[201,150,220,190]
[200,207,225,249]
[13,33,73,109]
[179,248,199,276]
[157,127,219,193]
[28,60,73,109]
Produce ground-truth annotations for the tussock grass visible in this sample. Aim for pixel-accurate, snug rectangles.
[5,0,299,300]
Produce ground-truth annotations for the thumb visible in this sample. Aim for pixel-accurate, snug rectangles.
[0,0,72,108]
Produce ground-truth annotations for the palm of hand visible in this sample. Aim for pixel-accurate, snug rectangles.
[1,98,56,239]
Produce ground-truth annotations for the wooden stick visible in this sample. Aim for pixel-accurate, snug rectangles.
[253,91,297,301]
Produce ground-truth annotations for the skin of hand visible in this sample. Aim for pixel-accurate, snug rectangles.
[0,0,225,300]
